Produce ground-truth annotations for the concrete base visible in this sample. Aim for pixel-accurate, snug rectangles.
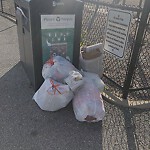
[102,87,150,109]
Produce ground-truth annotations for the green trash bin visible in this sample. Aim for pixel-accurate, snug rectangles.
[15,0,83,91]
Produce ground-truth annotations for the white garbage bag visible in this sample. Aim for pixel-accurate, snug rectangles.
[80,43,104,77]
[80,55,103,77]
[64,71,84,92]
[73,77,105,122]
[33,78,74,111]
[42,56,77,82]
[83,71,105,93]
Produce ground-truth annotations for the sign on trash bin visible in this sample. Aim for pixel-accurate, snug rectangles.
[41,14,75,63]
[104,9,132,59]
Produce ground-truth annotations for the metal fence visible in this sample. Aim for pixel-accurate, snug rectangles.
[127,16,150,102]
[81,0,150,107]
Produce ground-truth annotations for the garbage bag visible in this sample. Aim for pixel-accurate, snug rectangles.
[73,77,105,122]
[64,71,84,92]
[42,56,77,82]
[80,43,104,77]
[83,71,105,93]
[33,78,74,111]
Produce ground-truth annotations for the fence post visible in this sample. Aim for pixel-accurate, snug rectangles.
[122,0,150,99]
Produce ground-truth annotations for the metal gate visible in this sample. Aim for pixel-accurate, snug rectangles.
[81,0,150,108]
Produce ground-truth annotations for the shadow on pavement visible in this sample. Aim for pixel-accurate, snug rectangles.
[0,62,103,150]
[0,62,149,150]
[103,101,150,150]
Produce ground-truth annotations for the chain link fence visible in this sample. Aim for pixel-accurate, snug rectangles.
[128,16,150,101]
[81,0,149,106]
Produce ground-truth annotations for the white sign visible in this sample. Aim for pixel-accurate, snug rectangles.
[41,14,75,63]
[104,9,132,59]
[41,14,75,29]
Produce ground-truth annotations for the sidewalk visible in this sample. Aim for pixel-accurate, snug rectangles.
[0,15,149,150]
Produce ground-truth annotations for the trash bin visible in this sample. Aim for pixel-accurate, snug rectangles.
[14,0,83,91]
